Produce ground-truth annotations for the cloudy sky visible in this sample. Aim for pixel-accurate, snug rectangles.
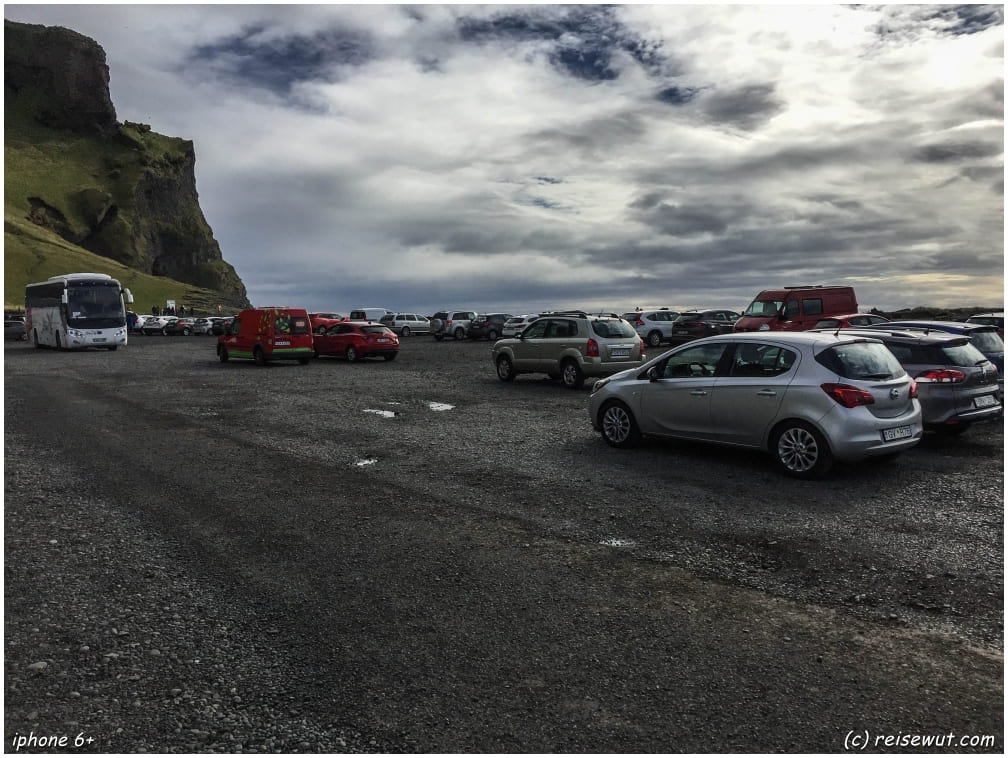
[6,4,1004,314]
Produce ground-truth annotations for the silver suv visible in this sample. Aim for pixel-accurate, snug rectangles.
[431,310,477,341]
[622,309,682,347]
[492,311,646,389]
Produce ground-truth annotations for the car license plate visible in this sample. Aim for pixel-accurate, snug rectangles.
[974,394,998,408]
[882,425,913,442]
[276,340,290,346]
[610,348,630,359]
[93,338,106,342]
[674,329,689,335]
[378,338,390,343]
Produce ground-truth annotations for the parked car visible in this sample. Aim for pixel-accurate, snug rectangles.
[309,312,347,334]
[217,307,314,365]
[501,314,538,338]
[734,285,859,332]
[622,309,682,347]
[468,313,514,341]
[430,310,478,341]
[966,311,1004,337]
[813,313,890,329]
[379,313,431,336]
[492,311,646,389]
[141,316,175,335]
[211,317,235,336]
[864,321,1004,397]
[817,328,1001,435]
[666,310,741,344]
[588,332,922,478]
[165,318,197,336]
[191,317,216,335]
[5,318,27,340]
[314,322,399,361]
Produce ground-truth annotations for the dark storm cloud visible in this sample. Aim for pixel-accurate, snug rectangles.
[456,5,667,81]
[186,24,374,94]
[697,84,786,131]
[913,140,1003,163]
[656,85,701,106]
[925,4,1004,36]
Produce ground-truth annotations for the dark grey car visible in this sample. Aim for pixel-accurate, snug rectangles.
[820,328,1002,435]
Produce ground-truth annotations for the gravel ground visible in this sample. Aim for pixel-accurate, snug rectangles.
[4,335,1004,753]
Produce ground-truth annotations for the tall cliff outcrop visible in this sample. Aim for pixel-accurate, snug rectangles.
[4,20,250,308]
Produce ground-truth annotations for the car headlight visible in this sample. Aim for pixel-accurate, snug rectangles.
[591,378,609,394]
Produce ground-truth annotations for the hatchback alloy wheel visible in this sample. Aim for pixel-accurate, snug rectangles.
[772,422,833,478]
[600,401,640,447]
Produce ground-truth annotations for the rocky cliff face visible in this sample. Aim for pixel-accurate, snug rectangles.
[4,20,250,307]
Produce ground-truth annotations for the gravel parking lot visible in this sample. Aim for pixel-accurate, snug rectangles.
[4,335,1004,752]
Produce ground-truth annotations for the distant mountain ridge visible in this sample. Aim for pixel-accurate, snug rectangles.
[4,19,250,310]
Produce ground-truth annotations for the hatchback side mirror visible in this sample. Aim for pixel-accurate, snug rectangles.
[647,366,660,382]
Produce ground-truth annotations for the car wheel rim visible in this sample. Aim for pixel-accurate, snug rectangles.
[603,406,630,443]
[563,365,578,385]
[497,359,511,379]
[777,427,819,473]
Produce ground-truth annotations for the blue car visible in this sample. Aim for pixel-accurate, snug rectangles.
[865,321,1004,397]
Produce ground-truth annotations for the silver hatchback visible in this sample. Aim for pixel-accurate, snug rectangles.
[588,332,922,478]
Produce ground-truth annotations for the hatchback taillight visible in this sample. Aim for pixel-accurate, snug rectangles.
[909,378,918,399]
[586,338,599,357]
[635,317,644,326]
[916,369,966,383]
[821,383,875,408]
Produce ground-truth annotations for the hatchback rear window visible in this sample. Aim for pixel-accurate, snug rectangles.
[940,342,989,367]
[816,342,906,380]
[361,325,393,335]
[968,330,1004,353]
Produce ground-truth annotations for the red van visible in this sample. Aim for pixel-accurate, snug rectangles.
[216,307,314,365]
[734,286,858,332]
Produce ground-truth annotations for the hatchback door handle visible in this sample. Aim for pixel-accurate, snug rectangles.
[689,390,708,396]
[756,389,777,397]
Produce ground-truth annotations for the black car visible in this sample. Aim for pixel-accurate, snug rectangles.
[468,313,514,341]
[667,310,741,344]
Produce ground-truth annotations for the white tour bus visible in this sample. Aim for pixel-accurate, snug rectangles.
[25,272,134,350]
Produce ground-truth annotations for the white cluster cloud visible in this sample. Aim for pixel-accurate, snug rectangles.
[6,4,1003,313]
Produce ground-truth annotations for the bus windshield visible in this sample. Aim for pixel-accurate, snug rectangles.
[67,283,126,328]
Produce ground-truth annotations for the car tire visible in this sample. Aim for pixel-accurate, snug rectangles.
[298,357,310,365]
[346,345,358,362]
[771,421,833,478]
[314,325,326,335]
[560,359,585,389]
[384,353,397,361]
[453,327,465,340]
[401,326,411,337]
[217,345,229,363]
[487,329,499,341]
[599,400,641,448]
[253,346,267,366]
[182,327,191,336]
[107,346,117,351]
[496,354,516,382]
[647,330,662,347]
[55,333,62,349]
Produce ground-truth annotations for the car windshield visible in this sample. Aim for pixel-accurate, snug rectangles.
[817,342,905,380]
[591,319,636,338]
[743,300,782,317]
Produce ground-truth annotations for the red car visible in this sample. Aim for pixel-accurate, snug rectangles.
[314,322,399,362]
[309,312,348,334]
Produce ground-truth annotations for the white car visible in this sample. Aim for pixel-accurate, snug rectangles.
[192,317,216,335]
[501,314,538,338]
